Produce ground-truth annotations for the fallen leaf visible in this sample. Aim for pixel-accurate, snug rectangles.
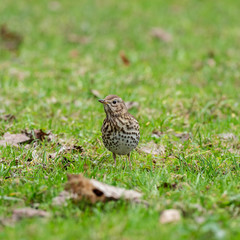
[139,141,165,155]
[12,208,50,220]
[0,114,16,122]
[91,89,101,98]
[22,129,54,141]
[23,129,48,141]
[159,209,181,224]
[65,174,142,204]
[120,51,130,66]
[0,132,31,147]
[0,129,54,148]
[0,208,50,226]
[150,27,172,43]
[125,101,139,110]
[0,24,23,51]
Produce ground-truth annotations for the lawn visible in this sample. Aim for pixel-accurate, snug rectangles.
[0,0,240,239]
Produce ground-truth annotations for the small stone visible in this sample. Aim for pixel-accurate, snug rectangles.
[159,209,181,224]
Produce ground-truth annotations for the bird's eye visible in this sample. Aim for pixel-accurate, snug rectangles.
[112,100,117,104]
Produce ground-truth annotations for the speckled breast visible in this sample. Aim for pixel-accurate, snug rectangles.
[101,116,140,155]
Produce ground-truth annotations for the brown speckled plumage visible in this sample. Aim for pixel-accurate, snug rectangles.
[99,95,140,168]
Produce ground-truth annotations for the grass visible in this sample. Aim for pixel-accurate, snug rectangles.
[0,0,240,239]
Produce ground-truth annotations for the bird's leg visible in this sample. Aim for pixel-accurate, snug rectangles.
[127,153,132,170]
[113,153,116,167]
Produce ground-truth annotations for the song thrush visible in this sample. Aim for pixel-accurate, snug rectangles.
[99,95,140,168]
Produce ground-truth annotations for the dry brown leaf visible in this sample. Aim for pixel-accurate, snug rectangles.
[120,51,130,66]
[91,89,101,98]
[12,208,50,220]
[0,24,23,51]
[0,208,50,226]
[159,209,181,224]
[125,101,139,110]
[0,129,54,148]
[65,174,142,204]
[0,132,31,147]
[139,141,165,155]
[23,129,48,141]
[0,114,16,122]
[150,28,172,43]
[23,129,54,141]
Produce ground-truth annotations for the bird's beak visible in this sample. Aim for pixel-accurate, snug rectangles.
[98,99,108,105]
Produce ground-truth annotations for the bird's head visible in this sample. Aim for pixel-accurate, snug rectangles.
[98,95,128,117]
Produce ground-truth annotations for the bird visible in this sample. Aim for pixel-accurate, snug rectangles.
[98,95,140,168]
